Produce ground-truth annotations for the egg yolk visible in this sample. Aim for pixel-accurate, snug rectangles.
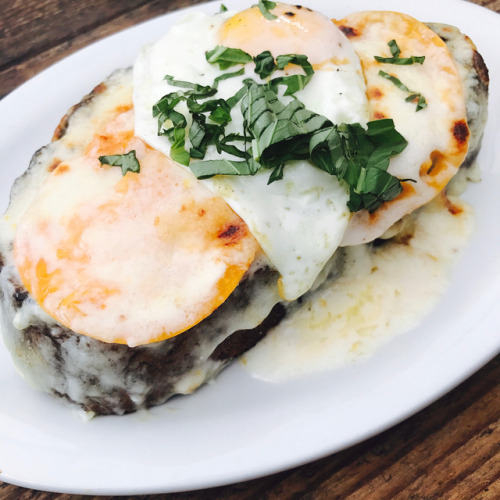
[219,3,351,65]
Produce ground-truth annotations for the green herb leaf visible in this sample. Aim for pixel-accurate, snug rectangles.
[405,93,428,112]
[253,52,315,94]
[206,46,253,70]
[378,70,427,112]
[99,151,141,176]
[242,83,329,166]
[275,54,312,71]
[254,51,276,79]
[375,55,426,65]
[309,119,408,212]
[378,71,412,92]
[219,133,251,159]
[226,84,249,108]
[163,75,216,95]
[268,164,285,184]
[189,114,225,160]
[374,39,425,65]
[153,69,251,164]
[190,158,260,179]
[170,124,190,166]
[363,118,409,169]
[269,54,314,95]
[214,68,246,85]
[254,0,277,20]
[154,48,409,212]
[186,96,232,124]
[389,39,401,58]
[218,3,228,12]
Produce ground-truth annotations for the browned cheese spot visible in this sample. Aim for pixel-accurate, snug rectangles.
[397,181,416,200]
[373,111,386,120]
[92,83,107,95]
[452,119,469,147]
[370,181,417,220]
[47,158,62,172]
[52,82,109,141]
[395,232,414,246]
[337,25,359,38]
[53,164,70,176]
[285,11,295,17]
[53,113,73,141]
[367,87,384,100]
[420,150,447,177]
[218,224,243,246]
[440,191,464,216]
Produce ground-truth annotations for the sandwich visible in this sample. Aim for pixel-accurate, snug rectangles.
[0,2,489,416]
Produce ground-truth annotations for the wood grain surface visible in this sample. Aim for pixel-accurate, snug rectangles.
[1,0,499,498]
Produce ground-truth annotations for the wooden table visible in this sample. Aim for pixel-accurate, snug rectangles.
[1,0,499,498]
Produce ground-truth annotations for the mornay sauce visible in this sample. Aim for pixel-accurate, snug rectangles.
[241,193,475,382]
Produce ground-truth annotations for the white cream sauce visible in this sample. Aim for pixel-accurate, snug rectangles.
[241,194,475,382]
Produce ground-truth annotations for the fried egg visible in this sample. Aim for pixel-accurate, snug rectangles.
[133,4,369,301]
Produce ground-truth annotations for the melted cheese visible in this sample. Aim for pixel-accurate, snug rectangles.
[334,11,469,245]
[242,194,475,381]
[13,110,259,347]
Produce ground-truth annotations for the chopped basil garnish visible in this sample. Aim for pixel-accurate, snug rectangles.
[253,52,315,89]
[152,69,247,165]
[270,54,314,95]
[206,46,253,70]
[310,120,409,212]
[241,81,330,173]
[99,151,141,176]
[375,40,425,65]
[153,48,410,212]
[405,93,427,112]
[190,158,260,179]
[254,0,277,20]
[218,3,228,13]
[254,51,276,79]
[378,70,427,112]
[162,75,215,94]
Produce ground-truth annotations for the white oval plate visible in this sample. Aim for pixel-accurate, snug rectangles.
[0,0,499,495]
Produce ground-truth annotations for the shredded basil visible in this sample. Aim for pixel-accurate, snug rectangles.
[309,120,409,212]
[378,70,427,112]
[253,52,315,93]
[206,46,253,70]
[99,151,141,176]
[193,78,408,210]
[254,0,277,20]
[190,158,260,179]
[218,3,228,13]
[153,69,247,165]
[375,40,425,65]
[254,51,276,79]
[269,54,314,95]
[152,48,410,212]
